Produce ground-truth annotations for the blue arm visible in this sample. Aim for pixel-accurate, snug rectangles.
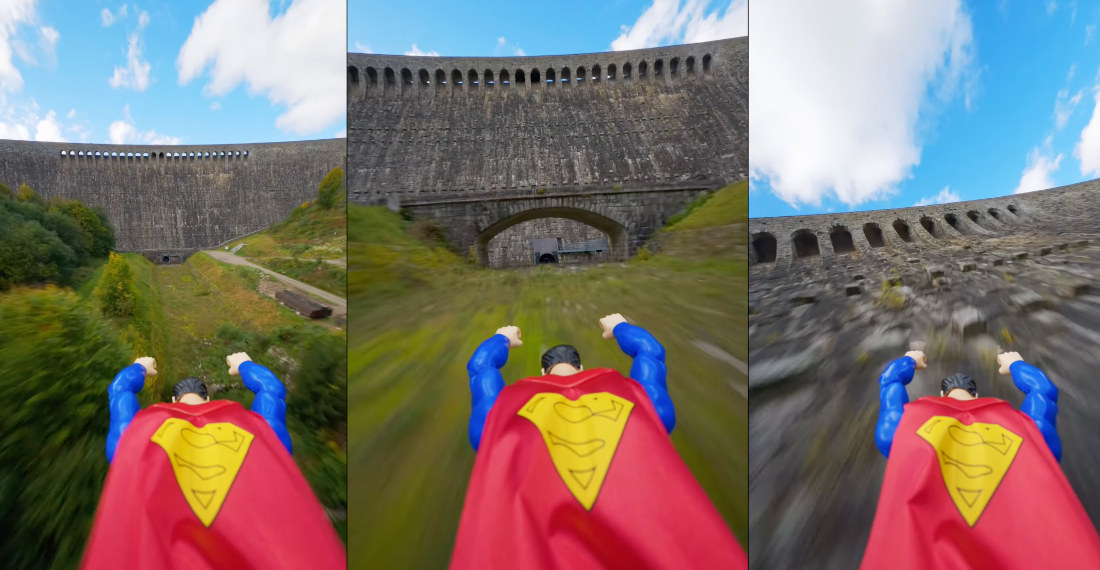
[875,356,916,458]
[107,363,146,463]
[1010,360,1062,462]
[239,361,292,455]
[613,322,675,434]
[468,334,509,451]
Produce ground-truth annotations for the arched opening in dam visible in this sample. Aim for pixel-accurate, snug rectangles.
[475,207,628,268]
[988,208,1005,223]
[1007,204,1020,216]
[829,226,856,254]
[791,229,820,259]
[920,216,944,238]
[863,223,885,247]
[893,220,912,242]
[944,213,965,234]
[751,232,777,263]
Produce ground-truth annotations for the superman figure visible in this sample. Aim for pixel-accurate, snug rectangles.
[862,349,1100,569]
[81,352,345,570]
[450,313,747,570]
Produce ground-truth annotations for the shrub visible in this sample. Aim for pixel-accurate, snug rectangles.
[96,252,137,316]
[317,167,345,210]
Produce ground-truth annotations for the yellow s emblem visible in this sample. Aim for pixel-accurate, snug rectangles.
[917,416,1023,526]
[151,419,255,527]
[518,392,633,510]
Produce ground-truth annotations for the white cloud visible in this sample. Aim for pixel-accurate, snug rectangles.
[65,108,75,119]
[750,0,977,209]
[612,0,746,50]
[1087,24,1096,45]
[1015,143,1064,193]
[1055,89,1084,129]
[1046,1,1058,15]
[914,186,961,206]
[106,104,181,145]
[1076,87,1100,177]
[333,126,346,138]
[493,37,525,57]
[101,5,128,27]
[109,32,151,91]
[0,97,83,142]
[178,0,345,135]
[210,100,221,111]
[404,43,439,57]
[1068,63,1077,82]
[0,0,39,93]
[33,109,62,141]
[138,10,150,30]
[354,41,371,53]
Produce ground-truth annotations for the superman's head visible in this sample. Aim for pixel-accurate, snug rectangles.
[172,377,210,404]
[940,373,977,400]
[542,345,583,376]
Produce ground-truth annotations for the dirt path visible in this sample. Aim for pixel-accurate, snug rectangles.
[203,250,346,313]
[246,255,346,268]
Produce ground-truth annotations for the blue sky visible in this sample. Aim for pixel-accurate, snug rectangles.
[0,0,345,146]
[350,0,746,57]
[751,0,1100,218]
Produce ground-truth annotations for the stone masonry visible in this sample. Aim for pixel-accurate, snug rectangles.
[748,178,1100,569]
[348,38,747,264]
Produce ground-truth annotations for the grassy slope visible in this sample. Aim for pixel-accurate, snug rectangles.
[347,181,748,569]
[89,253,348,538]
[224,201,347,295]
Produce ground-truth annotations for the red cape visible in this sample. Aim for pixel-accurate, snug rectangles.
[862,397,1100,570]
[81,400,345,570]
[450,368,746,570]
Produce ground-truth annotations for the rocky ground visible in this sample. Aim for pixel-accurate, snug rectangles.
[749,203,1100,569]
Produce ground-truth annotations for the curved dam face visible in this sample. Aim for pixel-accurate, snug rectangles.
[347,37,747,263]
[747,179,1100,569]
[0,138,346,260]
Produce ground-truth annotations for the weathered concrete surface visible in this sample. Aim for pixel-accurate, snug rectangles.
[748,179,1100,569]
[0,139,345,257]
[348,38,747,262]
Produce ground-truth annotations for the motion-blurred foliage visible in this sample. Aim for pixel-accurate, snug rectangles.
[0,287,129,569]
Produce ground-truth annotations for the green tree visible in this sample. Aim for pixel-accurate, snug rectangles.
[0,287,130,569]
[16,183,44,205]
[95,252,137,316]
[52,200,115,258]
[0,214,76,289]
[317,167,345,210]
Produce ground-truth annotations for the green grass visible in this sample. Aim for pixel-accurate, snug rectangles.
[223,199,347,295]
[347,181,748,569]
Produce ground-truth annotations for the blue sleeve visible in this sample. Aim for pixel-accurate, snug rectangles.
[1010,361,1062,462]
[468,334,509,451]
[613,322,675,434]
[107,363,146,463]
[239,361,292,455]
[875,356,916,458]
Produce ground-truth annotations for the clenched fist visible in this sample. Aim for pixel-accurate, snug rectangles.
[998,352,1023,375]
[495,326,523,348]
[599,314,627,339]
[134,356,157,376]
[904,350,927,370]
[226,352,252,376]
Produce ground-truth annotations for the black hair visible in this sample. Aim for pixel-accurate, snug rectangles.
[173,377,208,400]
[541,345,581,373]
[941,373,977,397]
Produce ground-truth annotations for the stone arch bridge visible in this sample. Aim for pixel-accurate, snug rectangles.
[348,37,747,265]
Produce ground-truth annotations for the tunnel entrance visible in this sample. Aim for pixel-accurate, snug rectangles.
[479,209,624,268]
[792,229,820,258]
[752,232,777,263]
[863,223,885,247]
[893,220,912,242]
